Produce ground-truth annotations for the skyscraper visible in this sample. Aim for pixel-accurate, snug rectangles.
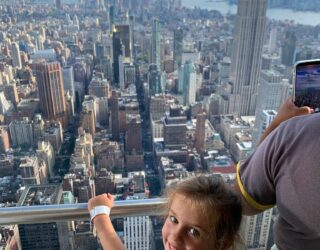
[123,216,154,250]
[241,208,274,249]
[19,156,41,185]
[230,0,267,115]
[151,18,161,70]
[148,64,161,96]
[0,91,13,115]
[255,70,290,115]
[253,70,290,145]
[61,66,75,100]
[173,27,183,71]
[9,118,34,147]
[126,115,142,153]
[56,0,62,10]
[112,25,131,85]
[115,25,131,59]
[4,82,19,107]
[17,184,72,250]
[183,60,197,106]
[164,115,187,148]
[129,15,135,61]
[88,75,110,98]
[81,107,95,135]
[36,141,55,178]
[0,127,10,153]
[112,33,122,85]
[268,24,278,54]
[195,112,206,153]
[254,109,277,147]
[119,54,125,89]
[281,31,296,67]
[110,91,120,141]
[11,42,22,69]
[109,5,115,34]
[35,62,68,128]
[178,64,185,93]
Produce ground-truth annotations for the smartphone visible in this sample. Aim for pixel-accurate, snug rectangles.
[293,59,320,112]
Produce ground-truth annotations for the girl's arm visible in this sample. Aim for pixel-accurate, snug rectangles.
[88,194,126,250]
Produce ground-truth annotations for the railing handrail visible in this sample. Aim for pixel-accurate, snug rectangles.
[0,198,167,225]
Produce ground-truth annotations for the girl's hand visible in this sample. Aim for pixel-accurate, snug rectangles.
[87,194,126,250]
[88,193,114,211]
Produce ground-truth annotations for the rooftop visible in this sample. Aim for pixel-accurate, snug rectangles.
[18,184,61,206]
[237,141,252,150]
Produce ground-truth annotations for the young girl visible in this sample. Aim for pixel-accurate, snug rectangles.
[88,175,242,250]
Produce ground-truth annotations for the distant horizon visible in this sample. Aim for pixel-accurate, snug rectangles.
[181,0,320,26]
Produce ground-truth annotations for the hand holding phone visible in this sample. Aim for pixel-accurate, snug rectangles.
[258,98,312,144]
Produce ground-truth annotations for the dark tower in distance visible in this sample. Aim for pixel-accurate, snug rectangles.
[109,5,115,34]
[173,27,183,71]
[112,25,131,85]
[110,91,120,141]
[56,0,62,10]
[281,31,297,67]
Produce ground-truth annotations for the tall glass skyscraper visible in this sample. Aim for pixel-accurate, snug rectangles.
[148,64,161,96]
[112,25,131,85]
[281,31,297,67]
[230,0,267,115]
[151,18,161,70]
[109,5,115,34]
[129,15,135,61]
[173,27,183,71]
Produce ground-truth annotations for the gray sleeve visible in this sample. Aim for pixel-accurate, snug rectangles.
[237,127,279,210]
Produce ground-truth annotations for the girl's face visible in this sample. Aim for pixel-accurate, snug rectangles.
[162,194,215,250]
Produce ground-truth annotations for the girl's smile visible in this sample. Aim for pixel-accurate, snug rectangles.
[162,194,214,250]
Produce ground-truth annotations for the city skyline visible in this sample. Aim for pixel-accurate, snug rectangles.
[0,0,319,249]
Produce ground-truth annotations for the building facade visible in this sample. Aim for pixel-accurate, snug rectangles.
[123,216,154,250]
[0,126,10,153]
[173,28,183,71]
[151,18,161,70]
[35,62,68,128]
[11,42,22,69]
[230,0,267,115]
[9,118,34,147]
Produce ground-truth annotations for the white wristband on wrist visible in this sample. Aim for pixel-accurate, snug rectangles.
[90,205,111,221]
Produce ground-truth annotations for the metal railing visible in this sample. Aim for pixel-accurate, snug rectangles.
[0,198,166,225]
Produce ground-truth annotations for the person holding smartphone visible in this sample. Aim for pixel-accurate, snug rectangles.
[235,98,320,249]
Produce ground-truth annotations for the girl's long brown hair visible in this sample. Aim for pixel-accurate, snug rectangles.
[165,175,242,250]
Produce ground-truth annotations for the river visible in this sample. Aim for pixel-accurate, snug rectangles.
[182,0,320,26]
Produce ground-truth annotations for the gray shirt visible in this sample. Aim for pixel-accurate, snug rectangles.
[237,114,320,249]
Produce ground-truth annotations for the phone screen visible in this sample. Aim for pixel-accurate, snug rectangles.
[295,62,320,112]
